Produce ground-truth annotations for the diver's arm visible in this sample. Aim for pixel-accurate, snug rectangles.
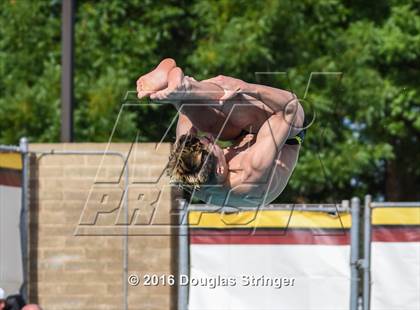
[242,101,298,182]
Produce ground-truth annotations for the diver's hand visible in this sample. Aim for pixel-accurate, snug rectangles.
[202,75,249,104]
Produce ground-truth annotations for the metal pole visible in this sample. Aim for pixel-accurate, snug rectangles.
[0,144,21,152]
[371,202,420,208]
[187,204,349,213]
[123,163,129,310]
[363,195,372,310]
[178,200,189,310]
[61,0,75,142]
[350,197,360,310]
[18,137,29,301]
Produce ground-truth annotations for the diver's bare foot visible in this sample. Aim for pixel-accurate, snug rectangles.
[150,67,189,102]
[136,58,176,99]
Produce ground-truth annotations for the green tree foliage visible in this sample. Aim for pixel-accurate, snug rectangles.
[0,0,418,201]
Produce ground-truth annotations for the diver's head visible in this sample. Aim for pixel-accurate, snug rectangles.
[167,133,228,188]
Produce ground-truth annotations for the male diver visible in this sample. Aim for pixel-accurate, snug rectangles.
[136,59,306,207]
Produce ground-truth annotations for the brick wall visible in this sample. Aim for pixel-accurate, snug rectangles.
[28,143,180,310]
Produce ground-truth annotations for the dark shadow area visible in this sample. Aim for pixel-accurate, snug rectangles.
[28,154,39,303]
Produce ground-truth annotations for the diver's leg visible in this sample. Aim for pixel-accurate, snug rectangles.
[136,61,242,139]
[150,67,225,103]
[136,61,272,139]
[151,67,242,140]
[176,107,242,141]
[154,67,273,134]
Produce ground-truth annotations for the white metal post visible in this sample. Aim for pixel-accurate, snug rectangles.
[178,200,189,310]
[19,137,29,301]
[350,197,361,310]
[363,195,372,310]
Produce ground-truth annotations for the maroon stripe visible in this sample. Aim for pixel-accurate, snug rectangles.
[190,229,350,245]
[372,226,420,242]
[0,168,21,187]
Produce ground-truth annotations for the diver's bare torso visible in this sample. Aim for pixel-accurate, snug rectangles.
[194,132,301,208]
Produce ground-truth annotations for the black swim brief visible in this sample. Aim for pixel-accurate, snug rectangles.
[285,117,308,146]
[284,131,305,145]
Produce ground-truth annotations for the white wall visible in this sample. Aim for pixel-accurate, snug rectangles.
[0,185,23,295]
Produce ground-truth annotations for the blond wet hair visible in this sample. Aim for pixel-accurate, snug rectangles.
[167,134,216,188]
